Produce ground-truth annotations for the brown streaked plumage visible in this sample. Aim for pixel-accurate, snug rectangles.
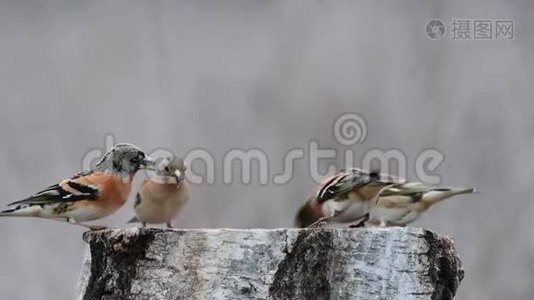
[296,168,401,228]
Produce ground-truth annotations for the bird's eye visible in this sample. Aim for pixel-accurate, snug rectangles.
[130,157,140,163]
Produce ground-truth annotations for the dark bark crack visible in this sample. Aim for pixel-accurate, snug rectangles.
[82,229,155,300]
[269,229,334,300]
[422,230,464,300]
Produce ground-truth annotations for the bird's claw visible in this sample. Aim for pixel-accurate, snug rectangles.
[308,219,329,228]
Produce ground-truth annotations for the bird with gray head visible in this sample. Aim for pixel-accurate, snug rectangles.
[0,143,155,230]
[128,157,191,228]
[92,143,156,177]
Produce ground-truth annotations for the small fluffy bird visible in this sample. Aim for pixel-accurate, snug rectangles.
[0,143,154,229]
[128,157,190,228]
[296,168,400,227]
[367,182,477,226]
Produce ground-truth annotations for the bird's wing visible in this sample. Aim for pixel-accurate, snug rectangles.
[377,193,424,208]
[376,182,434,208]
[317,170,376,202]
[133,192,143,208]
[7,171,102,206]
[379,182,432,197]
[132,179,151,209]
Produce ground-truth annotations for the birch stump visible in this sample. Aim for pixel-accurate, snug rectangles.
[77,227,463,300]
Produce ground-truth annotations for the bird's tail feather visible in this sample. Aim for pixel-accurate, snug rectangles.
[0,204,65,218]
[422,187,477,207]
[0,206,35,217]
[434,187,478,196]
[0,208,17,217]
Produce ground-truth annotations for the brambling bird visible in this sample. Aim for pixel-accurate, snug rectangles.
[368,182,477,227]
[297,168,401,227]
[0,143,154,230]
[128,157,190,228]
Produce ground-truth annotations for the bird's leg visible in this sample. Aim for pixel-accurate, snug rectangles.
[67,218,107,230]
[308,217,330,228]
[141,222,146,228]
[166,222,173,228]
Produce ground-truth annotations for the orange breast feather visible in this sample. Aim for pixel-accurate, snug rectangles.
[67,172,132,211]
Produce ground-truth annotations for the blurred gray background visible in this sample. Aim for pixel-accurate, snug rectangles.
[0,1,532,299]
